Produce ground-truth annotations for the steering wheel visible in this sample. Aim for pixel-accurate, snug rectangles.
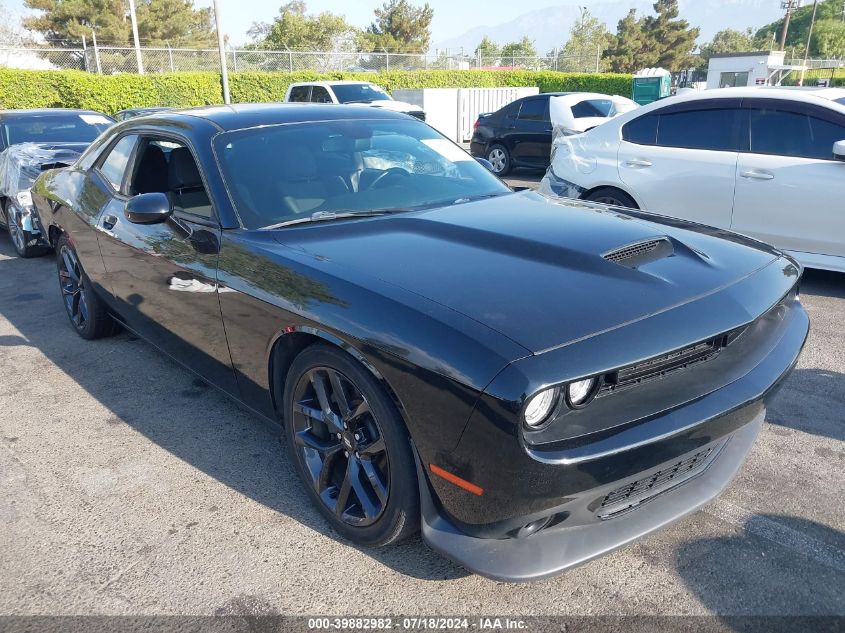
[365,167,411,190]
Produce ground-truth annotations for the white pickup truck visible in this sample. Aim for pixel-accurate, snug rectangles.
[283,81,426,121]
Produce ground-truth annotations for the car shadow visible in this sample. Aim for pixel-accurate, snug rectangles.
[675,513,845,622]
[799,268,845,300]
[766,367,845,443]
[0,236,468,582]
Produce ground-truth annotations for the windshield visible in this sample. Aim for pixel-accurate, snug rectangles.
[2,113,114,146]
[331,83,392,103]
[214,118,510,229]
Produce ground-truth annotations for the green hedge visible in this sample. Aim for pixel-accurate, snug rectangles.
[0,68,633,114]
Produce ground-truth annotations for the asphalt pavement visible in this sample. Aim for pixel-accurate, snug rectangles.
[0,186,843,618]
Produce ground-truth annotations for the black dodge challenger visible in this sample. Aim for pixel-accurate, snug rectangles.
[30,104,808,581]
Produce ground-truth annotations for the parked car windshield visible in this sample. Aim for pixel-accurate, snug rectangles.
[331,83,393,103]
[2,113,113,146]
[214,118,511,229]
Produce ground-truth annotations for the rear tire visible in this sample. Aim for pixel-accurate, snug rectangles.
[584,187,638,209]
[283,344,419,547]
[56,233,118,340]
[487,144,512,176]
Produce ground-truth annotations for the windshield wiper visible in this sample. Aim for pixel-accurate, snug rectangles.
[259,210,386,230]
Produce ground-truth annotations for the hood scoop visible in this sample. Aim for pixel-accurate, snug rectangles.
[603,237,674,268]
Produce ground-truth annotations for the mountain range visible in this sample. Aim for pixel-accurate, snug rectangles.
[432,0,785,54]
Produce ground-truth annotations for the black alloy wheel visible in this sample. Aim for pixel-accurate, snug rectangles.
[55,233,118,340]
[284,345,419,546]
[4,205,39,258]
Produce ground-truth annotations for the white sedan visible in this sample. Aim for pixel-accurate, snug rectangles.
[542,87,845,273]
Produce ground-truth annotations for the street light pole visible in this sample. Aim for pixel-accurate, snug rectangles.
[212,0,231,104]
[128,0,143,74]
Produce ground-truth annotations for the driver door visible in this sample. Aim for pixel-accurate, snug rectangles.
[94,133,237,394]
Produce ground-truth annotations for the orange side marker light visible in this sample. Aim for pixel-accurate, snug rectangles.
[429,463,484,496]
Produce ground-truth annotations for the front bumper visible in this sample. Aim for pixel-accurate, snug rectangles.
[417,286,808,581]
[419,414,762,582]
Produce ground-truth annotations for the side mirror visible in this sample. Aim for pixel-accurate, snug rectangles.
[475,157,495,173]
[125,192,172,224]
[834,140,845,161]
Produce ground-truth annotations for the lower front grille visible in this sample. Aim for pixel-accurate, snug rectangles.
[597,445,719,519]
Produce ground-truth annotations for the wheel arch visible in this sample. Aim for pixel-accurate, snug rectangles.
[579,184,641,209]
[267,326,408,431]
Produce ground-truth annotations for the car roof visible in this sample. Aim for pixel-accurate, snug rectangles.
[651,86,845,106]
[288,81,376,87]
[0,108,112,119]
[136,102,415,131]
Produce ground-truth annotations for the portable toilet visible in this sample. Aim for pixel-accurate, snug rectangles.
[632,68,671,105]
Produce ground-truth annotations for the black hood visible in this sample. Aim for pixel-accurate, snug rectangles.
[276,191,782,353]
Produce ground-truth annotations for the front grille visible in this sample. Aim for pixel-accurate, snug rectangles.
[597,446,717,519]
[598,327,745,397]
[603,237,673,267]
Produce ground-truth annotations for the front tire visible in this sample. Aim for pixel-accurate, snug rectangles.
[56,233,118,340]
[487,144,512,176]
[4,204,43,258]
[283,344,419,547]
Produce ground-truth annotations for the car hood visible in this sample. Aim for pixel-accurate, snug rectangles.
[0,142,87,198]
[275,191,782,354]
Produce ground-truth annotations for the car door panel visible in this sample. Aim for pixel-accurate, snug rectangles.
[617,103,742,228]
[732,100,845,258]
[95,136,238,394]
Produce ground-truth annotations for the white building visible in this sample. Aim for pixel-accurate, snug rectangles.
[706,51,807,89]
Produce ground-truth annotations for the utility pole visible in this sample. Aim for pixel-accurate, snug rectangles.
[800,0,819,86]
[779,0,800,51]
[212,0,230,104]
[128,0,143,74]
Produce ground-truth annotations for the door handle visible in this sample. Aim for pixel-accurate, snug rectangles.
[740,170,774,181]
[102,214,118,230]
[623,159,653,168]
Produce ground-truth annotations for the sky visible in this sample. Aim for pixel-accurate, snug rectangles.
[6,0,606,47]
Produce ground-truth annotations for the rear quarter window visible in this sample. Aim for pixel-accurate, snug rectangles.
[622,114,658,145]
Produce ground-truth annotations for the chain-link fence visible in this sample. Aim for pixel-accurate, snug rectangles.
[0,43,605,75]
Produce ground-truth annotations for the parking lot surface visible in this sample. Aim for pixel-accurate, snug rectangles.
[1,180,843,616]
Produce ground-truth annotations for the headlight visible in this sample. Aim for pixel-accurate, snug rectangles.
[523,387,559,428]
[15,190,33,208]
[565,377,599,409]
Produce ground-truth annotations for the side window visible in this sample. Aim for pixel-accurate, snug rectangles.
[749,108,845,159]
[98,135,138,191]
[656,109,740,151]
[622,114,658,145]
[517,99,549,122]
[310,86,332,103]
[288,86,310,102]
[129,138,213,220]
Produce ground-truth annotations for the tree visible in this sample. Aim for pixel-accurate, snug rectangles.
[248,1,357,52]
[555,7,611,72]
[811,19,845,58]
[604,1,699,73]
[604,9,652,73]
[756,0,844,56]
[474,35,500,63]
[0,1,34,45]
[642,0,699,71]
[24,0,129,45]
[698,27,757,68]
[135,0,215,47]
[500,36,537,64]
[24,0,215,46]
[361,0,433,53]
